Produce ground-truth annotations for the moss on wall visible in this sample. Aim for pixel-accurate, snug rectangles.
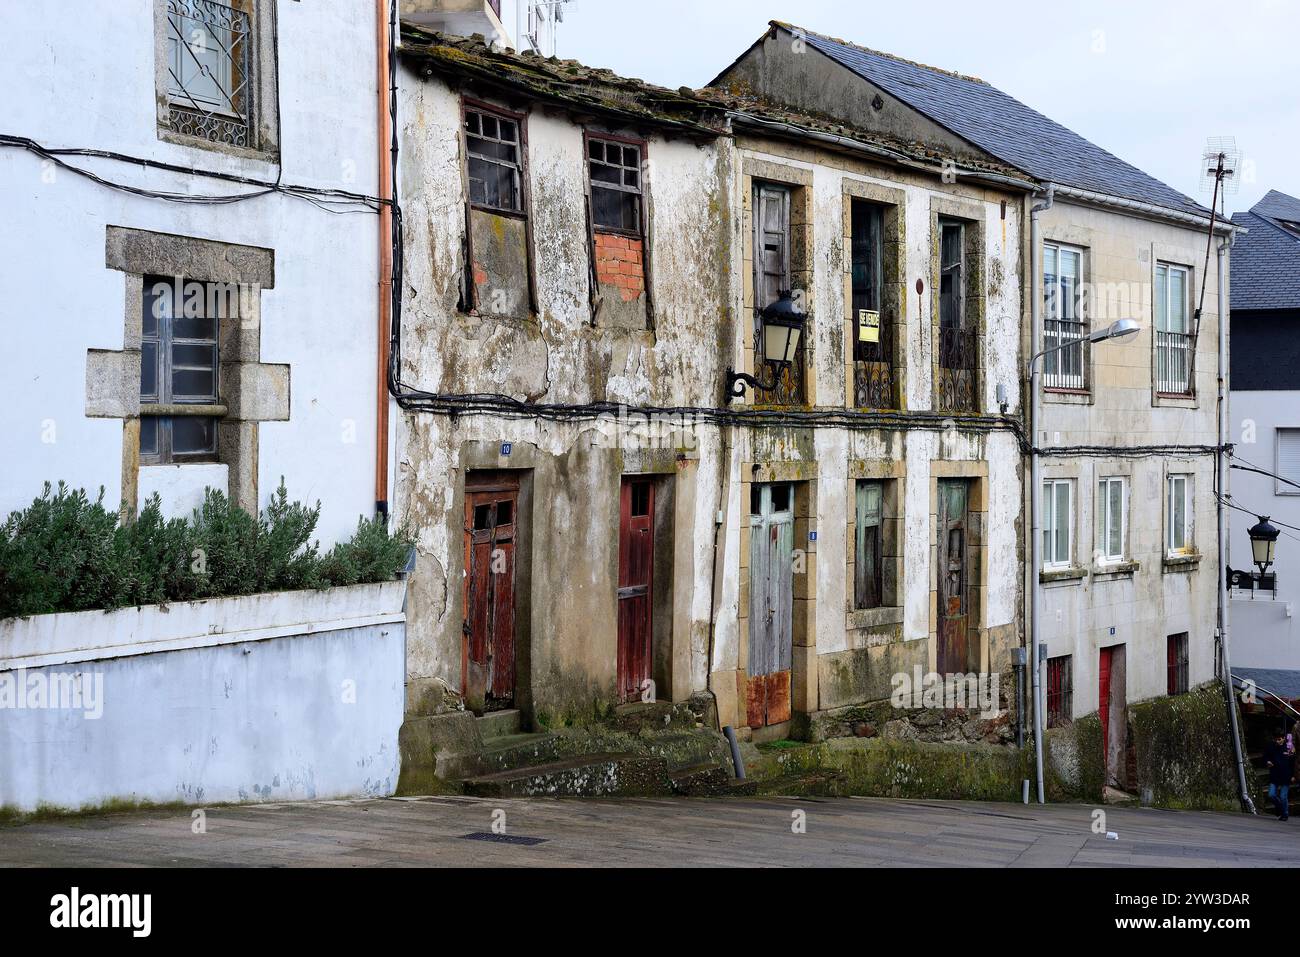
[1129,684,1241,812]
[748,737,1031,801]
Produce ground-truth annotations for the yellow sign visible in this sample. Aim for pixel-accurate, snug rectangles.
[858,309,880,344]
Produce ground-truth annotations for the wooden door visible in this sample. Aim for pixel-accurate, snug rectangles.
[617,477,654,703]
[936,479,970,674]
[747,483,794,728]
[463,473,518,714]
[1099,644,1127,788]
[1098,645,1112,765]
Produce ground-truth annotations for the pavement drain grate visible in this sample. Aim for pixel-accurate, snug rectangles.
[459,831,548,846]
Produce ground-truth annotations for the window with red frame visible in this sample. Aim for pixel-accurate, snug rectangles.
[1046,655,1072,728]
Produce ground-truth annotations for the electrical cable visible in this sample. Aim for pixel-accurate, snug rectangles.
[0,134,386,212]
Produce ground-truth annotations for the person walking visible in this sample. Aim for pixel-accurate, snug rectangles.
[1264,728,1296,822]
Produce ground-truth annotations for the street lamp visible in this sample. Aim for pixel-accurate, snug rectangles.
[1028,316,1142,803]
[1227,516,1280,594]
[725,290,806,402]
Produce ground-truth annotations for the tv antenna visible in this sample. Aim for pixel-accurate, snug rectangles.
[1199,136,1240,216]
[1188,136,1240,366]
[517,1,573,57]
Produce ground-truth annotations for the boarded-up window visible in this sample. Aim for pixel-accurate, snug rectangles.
[754,183,790,309]
[854,480,884,609]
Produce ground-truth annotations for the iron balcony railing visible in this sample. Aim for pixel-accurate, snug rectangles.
[852,312,900,409]
[1156,330,1195,395]
[1042,318,1089,391]
[936,323,977,412]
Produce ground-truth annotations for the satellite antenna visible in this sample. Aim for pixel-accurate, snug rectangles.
[519,1,573,57]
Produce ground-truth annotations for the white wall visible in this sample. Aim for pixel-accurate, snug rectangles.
[0,0,382,542]
[1228,390,1300,671]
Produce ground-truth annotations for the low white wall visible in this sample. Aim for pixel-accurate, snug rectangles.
[0,582,406,814]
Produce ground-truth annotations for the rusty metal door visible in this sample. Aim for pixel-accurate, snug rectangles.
[936,479,970,674]
[617,477,654,703]
[747,483,794,728]
[463,473,518,714]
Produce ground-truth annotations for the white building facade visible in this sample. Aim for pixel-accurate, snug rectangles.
[1,0,387,541]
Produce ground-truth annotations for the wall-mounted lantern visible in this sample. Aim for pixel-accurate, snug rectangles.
[725,290,805,402]
[1228,516,1280,593]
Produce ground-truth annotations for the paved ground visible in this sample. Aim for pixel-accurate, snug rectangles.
[3,795,1298,867]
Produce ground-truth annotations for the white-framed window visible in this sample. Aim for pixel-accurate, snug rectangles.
[1042,479,1073,568]
[1043,242,1086,390]
[1155,262,1193,395]
[1276,428,1300,496]
[1166,474,1193,555]
[1096,476,1127,563]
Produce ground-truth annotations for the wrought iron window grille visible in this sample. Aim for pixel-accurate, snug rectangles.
[165,0,253,148]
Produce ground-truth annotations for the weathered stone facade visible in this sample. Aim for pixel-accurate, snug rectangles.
[393,29,1030,748]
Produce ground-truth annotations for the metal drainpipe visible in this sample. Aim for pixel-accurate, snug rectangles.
[1028,184,1054,804]
[1217,233,1255,813]
[374,0,394,521]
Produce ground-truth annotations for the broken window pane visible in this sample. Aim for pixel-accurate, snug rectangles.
[465,107,523,212]
[588,136,642,233]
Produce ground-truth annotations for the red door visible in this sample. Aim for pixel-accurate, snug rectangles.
[463,473,518,714]
[1098,646,1112,766]
[617,478,654,703]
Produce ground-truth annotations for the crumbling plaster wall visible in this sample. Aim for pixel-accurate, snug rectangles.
[395,66,735,721]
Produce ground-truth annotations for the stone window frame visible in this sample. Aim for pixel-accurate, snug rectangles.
[841,179,907,411]
[458,95,538,318]
[739,157,815,406]
[845,459,905,637]
[926,460,989,673]
[91,226,285,518]
[928,196,987,414]
[152,0,281,162]
[736,460,818,725]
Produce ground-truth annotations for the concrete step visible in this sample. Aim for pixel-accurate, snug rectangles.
[462,753,672,798]
[476,709,522,741]
[477,732,563,775]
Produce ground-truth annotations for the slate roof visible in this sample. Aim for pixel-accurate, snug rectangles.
[772,22,1216,221]
[1235,668,1300,705]
[1230,190,1300,311]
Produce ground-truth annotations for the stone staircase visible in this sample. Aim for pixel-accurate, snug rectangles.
[398,697,754,798]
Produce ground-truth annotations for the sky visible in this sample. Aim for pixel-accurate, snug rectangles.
[497,0,1300,215]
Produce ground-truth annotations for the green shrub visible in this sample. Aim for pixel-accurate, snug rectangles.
[0,480,413,619]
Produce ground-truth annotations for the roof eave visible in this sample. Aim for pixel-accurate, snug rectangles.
[1049,182,1237,234]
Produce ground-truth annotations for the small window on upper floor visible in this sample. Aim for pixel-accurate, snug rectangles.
[588,137,642,234]
[1155,262,1193,396]
[1043,242,1087,391]
[1166,473,1193,556]
[1276,428,1300,495]
[140,276,222,464]
[466,108,523,213]
[1042,478,1073,569]
[160,0,267,150]
[1096,476,1127,564]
